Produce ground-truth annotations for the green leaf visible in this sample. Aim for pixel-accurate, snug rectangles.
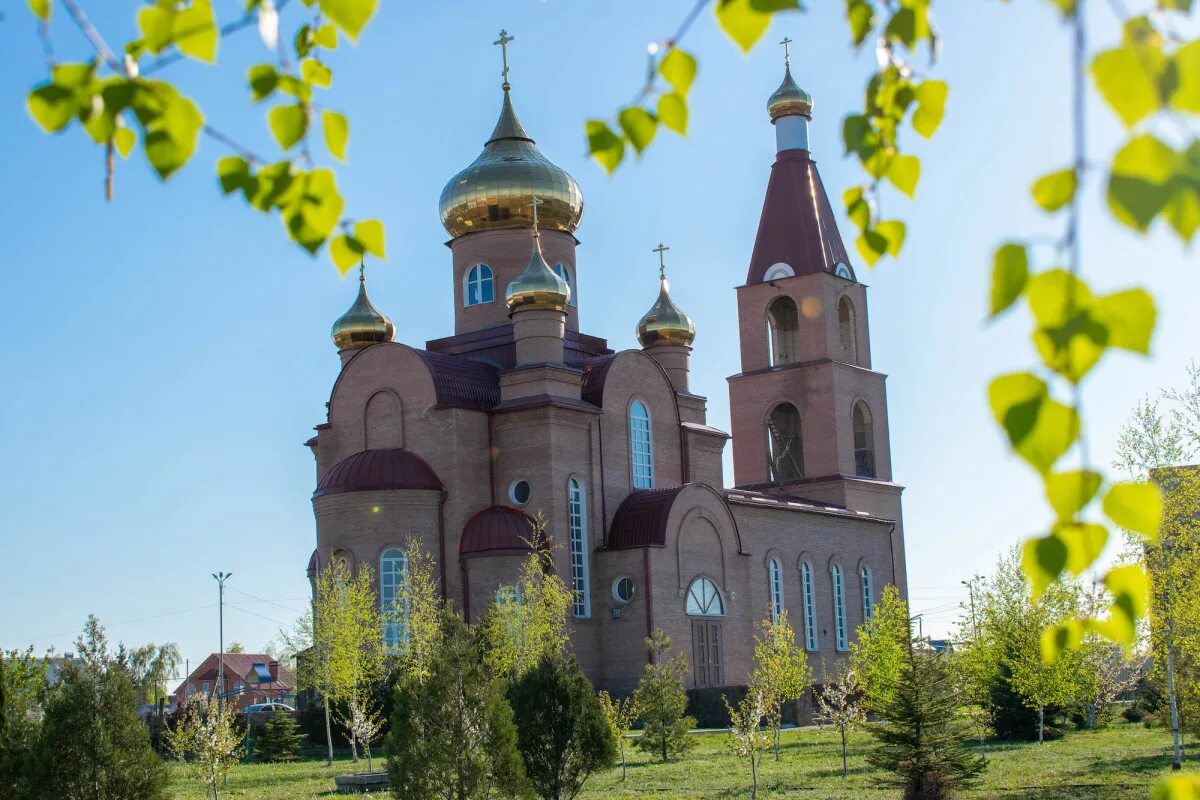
[330,235,365,273]
[659,49,697,97]
[855,229,888,265]
[1090,19,1170,128]
[989,242,1028,317]
[1103,481,1163,540]
[874,220,906,257]
[137,3,174,53]
[217,155,254,196]
[249,65,280,102]
[1041,619,1084,665]
[1048,0,1078,16]
[844,186,871,231]
[301,58,332,89]
[27,0,50,22]
[586,120,624,174]
[1107,134,1177,231]
[1056,522,1109,575]
[884,3,931,48]
[315,24,339,49]
[1032,168,1077,213]
[130,81,204,179]
[283,168,344,253]
[113,126,136,158]
[1026,269,1106,383]
[174,0,218,64]
[318,0,377,42]
[322,110,349,161]
[618,107,657,155]
[1151,774,1200,800]
[1094,564,1149,647]
[354,219,385,259]
[911,79,947,139]
[277,75,313,102]
[842,114,878,160]
[269,104,309,151]
[1095,288,1156,355]
[1022,534,1068,598]
[846,0,876,47]
[1170,40,1200,113]
[1044,470,1102,521]
[27,84,76,133]
[295,25,314,58]
[886,154,920,197]
[988,372,1080,474]
[247,161,298,212]
[657,92,688,136]
[715,0,773,53]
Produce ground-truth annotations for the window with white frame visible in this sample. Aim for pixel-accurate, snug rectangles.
[801,561,818,650]
[629,401,654,489]
[552,264,576,306]
[685,577,725,616]
[861,564,874,622]
[380,548,408,650]
[832,564,848,651]
[465,265,494,306]
[568,478,590,618]
[768,558,784,621]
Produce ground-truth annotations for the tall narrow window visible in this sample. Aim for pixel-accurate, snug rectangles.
[860,565,874,623]
[766,403,804,481]
[853,402,875,478]
[552,264,576,306]
[800,562,818,651]
[766,296,799,366]
[629,401,654,489]
[380,548,408,650]
[465,265,494,306]
[838,296,857,364]
[768,558,784,621]
[832,564,848,651]
[568,478,590,618]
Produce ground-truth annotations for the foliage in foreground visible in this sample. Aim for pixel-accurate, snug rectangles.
[632,630,695,763]
[255,710,304,764]
[167,691,242,800]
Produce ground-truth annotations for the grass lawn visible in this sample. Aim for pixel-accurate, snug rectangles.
[167,720,1182,799]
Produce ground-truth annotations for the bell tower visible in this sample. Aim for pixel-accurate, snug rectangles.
[726,51,907,590]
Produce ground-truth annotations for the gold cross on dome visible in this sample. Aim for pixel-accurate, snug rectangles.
[494,29,515,86]
[527,195,544,231]
[653,242,669,279]
[780,36,793,66]
[358,259,365,282]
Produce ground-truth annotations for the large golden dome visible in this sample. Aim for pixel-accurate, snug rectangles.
[506,231,571,313]
[440,87,584,239]
[331,268,395,350]
[637,275,696,347]
[768,65,813,121]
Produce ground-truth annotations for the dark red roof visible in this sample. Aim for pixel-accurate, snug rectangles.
[607,487,685,549]
[578,354,618,406]
[460,505,539,557]
[746,150,851,284]
[416,350,501,409]
[314,449,443,498]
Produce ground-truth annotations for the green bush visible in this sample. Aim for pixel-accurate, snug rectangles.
[255,710,305,763]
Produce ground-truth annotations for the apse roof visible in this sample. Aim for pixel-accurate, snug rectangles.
[313,449,443,498]
[606,487,685,549]
[460,505,539,557]
[415,349,502,410]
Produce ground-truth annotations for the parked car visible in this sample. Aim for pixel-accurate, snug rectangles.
[241,702,296,717]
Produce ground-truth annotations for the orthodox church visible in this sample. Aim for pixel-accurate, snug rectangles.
[305,41,908,695]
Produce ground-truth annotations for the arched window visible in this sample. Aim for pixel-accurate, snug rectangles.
[766,296,799,366]
[800,562,818,651]
[832,564,848,651]
[568,478,590,618]
[380,548,408,650]
[853,402,875,478]
[768,558,784,621]
[838,296,857,364]
[861,565,875,622]
[766,403,804,482]
[552,264,576,306]
[685,577,725,616]
[465,265,494,306]
[629,401,654,489]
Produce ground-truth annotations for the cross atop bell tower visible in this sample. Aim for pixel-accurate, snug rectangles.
[494,29,515,88]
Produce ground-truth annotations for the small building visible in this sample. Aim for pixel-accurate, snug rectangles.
[172,654,294,711]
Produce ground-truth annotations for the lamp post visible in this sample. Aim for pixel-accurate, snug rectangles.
[962,576,979,644]
[212,572,232,704]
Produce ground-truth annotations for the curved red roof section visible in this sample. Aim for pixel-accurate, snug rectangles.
[746,150,851,284]
[607,487,685,549]
[314,449,443,498]
[460,505,539,557]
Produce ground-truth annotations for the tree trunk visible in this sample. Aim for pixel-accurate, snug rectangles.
[350,734,359,763]
[774,724,781,761]
[1037,706,1044,744]
[1168,635,1184,770]
[323,699,334,766]
[841,727,848,779]
[364,741,373,773]
[620,744,627,781]
[750,751,758,800]
[1086,702,1096,730]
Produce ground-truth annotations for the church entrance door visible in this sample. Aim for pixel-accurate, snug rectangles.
[690,619,724,688]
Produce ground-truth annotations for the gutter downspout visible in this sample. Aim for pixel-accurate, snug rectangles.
[438,489,448,602]
[643,548,655,663]
[597,417,608,544]
[487,414,497,506]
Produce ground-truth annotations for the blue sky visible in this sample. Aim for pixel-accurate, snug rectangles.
[1,1,1195,670]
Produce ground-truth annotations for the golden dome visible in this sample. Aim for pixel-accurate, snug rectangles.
[767,65,813,121]
[506,231,571,313]
[439,87,584,239]
[331,268,395,350]
[637,275,696,347]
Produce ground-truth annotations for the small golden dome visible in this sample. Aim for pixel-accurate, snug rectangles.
[331,269,395,351]
[767,65,813,121]
[439,87,584,239]
[506,232,571,313]
[637,276,696,347]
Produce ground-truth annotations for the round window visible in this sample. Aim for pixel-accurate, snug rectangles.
[612,577,635,604]
[509,480,531,505]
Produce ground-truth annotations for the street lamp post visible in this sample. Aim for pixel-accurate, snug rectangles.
[212,571,232,704]
[962,577,979,644]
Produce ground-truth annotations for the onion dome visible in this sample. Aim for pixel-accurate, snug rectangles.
[439,86,584,239]
[331,267,394,351]
[637,249,696,346]
[767,65,813,121]
[506,230,571,312]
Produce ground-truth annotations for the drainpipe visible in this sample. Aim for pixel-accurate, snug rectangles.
[437,489,448,602]
[643,548,655,662]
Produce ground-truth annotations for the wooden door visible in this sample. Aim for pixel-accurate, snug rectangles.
[691,619,724,687]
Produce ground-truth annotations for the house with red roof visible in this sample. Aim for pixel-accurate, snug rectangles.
[173,653,294,711]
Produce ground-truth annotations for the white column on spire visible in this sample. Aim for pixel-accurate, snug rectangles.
[775,115,810,153]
